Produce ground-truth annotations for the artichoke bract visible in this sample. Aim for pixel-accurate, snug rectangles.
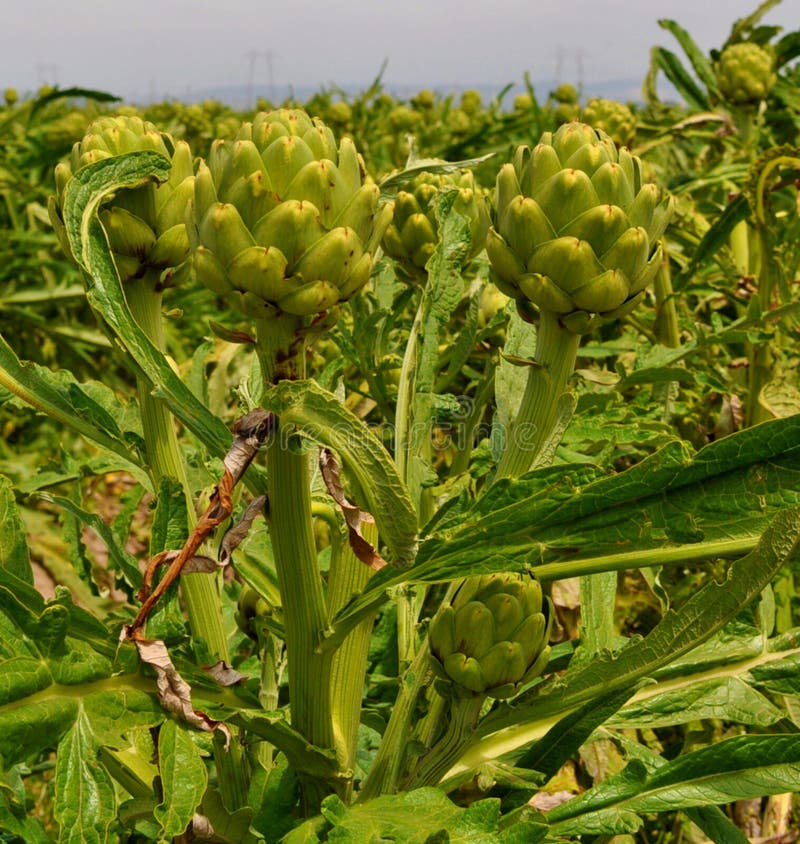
[429,573,552,699]
[382,170,490,277]
[486,122,673,334]
[191,108,392,320]
[48,115,193,283]
[716,42,776,105]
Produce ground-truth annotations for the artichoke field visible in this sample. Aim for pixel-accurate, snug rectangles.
[1,3,800,840]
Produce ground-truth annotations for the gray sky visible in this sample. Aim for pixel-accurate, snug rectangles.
[3,0,797,103]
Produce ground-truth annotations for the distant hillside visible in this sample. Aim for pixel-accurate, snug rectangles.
[127,77,654,109]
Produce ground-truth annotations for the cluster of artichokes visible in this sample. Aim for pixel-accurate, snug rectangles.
[486,121,673,334]
[429,573,552,699]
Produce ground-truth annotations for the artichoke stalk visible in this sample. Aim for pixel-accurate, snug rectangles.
[48,115,228,662]
[486,122,673,477]
[191,109,392,810]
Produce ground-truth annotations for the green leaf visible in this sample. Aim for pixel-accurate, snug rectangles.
[60,153,256,486]
[0,336,149,488]
[263,379,418,567]
[658,18,721,100]
[674,194,751,290]
[516,686,638,779]
[0,476,31,584]
[631,734,800,812]
[419,414,800,577]
[54,708,117,844]
[154,719,208,840]
[292,790,515,844]
[608,676,784,730]
[35,493,142,589]
[650,46,711,111]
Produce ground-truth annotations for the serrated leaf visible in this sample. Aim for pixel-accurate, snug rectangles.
[0,476,31,584]
[608,676,784,729]
[658,18,721,99]
[650,46,711,110]
[54,707,117,844]
[154,719,208,840]
[0,336,150,488]
[303,790,509,844]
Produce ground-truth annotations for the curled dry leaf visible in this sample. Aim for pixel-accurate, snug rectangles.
[134,638,231,747]
[204,660,247,687]
[319,448,387,571]
[219,495,267,566]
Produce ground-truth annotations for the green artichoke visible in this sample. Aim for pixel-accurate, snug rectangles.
[716,42,776,104]
[429,573,552,699]
[581,98,636,147]
[191,108,392,320]
[486,122,673,333]
[48,115,193,283]
[382,170,490,276]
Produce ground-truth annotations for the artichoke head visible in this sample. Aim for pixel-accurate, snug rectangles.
[191,108,393,320]
[48,115,193,284]
[429,573,552,699]
[486,122,673,334]
[581,98,636,147]
[716,42,776,105]
[382,170,490,277]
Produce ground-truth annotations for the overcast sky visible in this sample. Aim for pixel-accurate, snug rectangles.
[3,0,796,103]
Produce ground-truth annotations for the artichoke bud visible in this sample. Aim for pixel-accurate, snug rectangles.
[716,42,776,105]
[487,122,673,333]
[382,169,490,277]
[429,572,552,699]
[192,108,389,320]
[581,98,637,147]
[49,114,195,284]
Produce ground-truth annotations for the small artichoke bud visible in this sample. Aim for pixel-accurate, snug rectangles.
[486,122,673,334]
[48,115,195,285]
[581,98,636,148]
[382,170,490,278]
[191,108,392,321]
[716,42,776,105]
[429,573,552,699]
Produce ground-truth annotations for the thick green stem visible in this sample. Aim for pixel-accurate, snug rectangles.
[746,226,775,427]
[494,310,581,480]
[328,520,379,800]
[357,640,432,801]
[404,694,484,789]
[124,274,228,661]
[255,317,337,812]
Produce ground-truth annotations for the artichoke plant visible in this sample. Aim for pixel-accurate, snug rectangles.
[486,121,673,334]
[429,573,552,700]
[716,42,776,104]
[581,97,636,147]
[487,122,673,479]
[191,108,392,322]
[48,115,193,284]
[382,170,490,277]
